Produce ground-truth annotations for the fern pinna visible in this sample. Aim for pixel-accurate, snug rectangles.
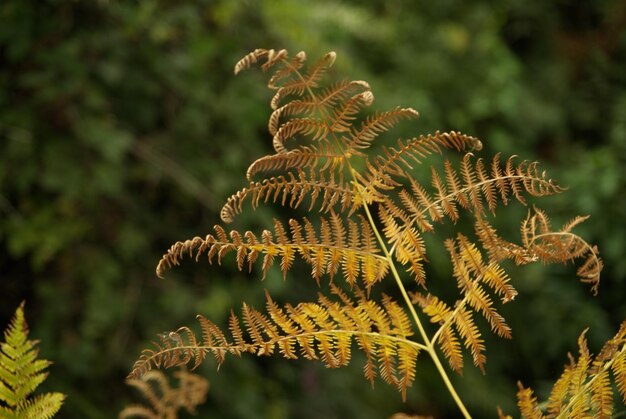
[130,49,605,417]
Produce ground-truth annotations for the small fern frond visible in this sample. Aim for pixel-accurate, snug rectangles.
[221,168,357,223]
[474,217,537,265]
[119,368,209,419]
[358,131,482,195]
[521,207,602,294]
[514,321,626,419]
[345,107,420,155]
[234,48,288,75]
[0,303,65,418]
[156,215,389,288]
[130,287,423,399]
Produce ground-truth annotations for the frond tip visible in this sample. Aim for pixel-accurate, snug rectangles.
[0,303,65,418]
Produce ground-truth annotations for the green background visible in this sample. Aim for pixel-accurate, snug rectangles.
[1,0,625,417]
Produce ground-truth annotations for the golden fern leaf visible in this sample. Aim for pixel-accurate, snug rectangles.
[378,200,427,287]
[220,168,357,223]
[129,287,423,399]
[156,215,388,289]
[119,368,209,419]
[516,383,545,419]
[521,207,602,294]
[515,321,626,419]
[447,235,514,337]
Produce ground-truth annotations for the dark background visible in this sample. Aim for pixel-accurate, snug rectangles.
[1,0,625,417]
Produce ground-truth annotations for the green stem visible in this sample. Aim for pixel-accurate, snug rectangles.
[357,179,471,419]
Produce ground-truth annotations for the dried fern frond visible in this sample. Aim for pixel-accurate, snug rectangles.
[521,207,602,294]
[245,144,347,181]
[221,168,357,223]
[0,303,65,419]
[119,368,209,419]
[129,286,422,400]
[136,48,606,418]
[512,320,626,419]
[156,214,389,288]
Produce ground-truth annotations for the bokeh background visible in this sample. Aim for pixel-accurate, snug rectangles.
[1,0,625,417]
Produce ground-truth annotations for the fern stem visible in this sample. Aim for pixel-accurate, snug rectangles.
[282,56,471,418]
[354,171,471,419]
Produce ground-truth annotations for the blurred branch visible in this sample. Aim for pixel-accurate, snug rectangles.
[0,194,24,222]
[131,140,217,211]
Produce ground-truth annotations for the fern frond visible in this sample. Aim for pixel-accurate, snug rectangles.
[521,207,602,294]
[515,321,626,419]
[446,235,514,336]
[378,200,427,287]
[345,107,420,155]
[267,80,370,136]
[129,287,423,399]
[234,48,288,75]
[267,51,337,110]
[474,217,537,265]
[0,303,65,418]
[221,168,358,223]
[415,292,488,373]
[246,144,347,181]
[272,117,330,153]
[516,382,545,419]
[156,215,388,288]
[358,131,482,195]
[119,368,209,418]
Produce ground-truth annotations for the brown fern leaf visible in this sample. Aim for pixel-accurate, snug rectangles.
[272,117,329,153]
[268,81,370,136]
[433,154,564,220]
[120,368,209,419]
[234,48,288,75]
[267,51,308,89]
[129,287,422,399]
[156,215,388,289]
[345,107,420,155]
[220,168,357,223]
[474,217,537,266]
[521,207,602,294]
[268,51,337,110]
[358,131,482,195]
[515,321,626,418]
[246,145,347,181]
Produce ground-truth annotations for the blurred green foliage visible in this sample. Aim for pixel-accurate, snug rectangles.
[1,0,625,417]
